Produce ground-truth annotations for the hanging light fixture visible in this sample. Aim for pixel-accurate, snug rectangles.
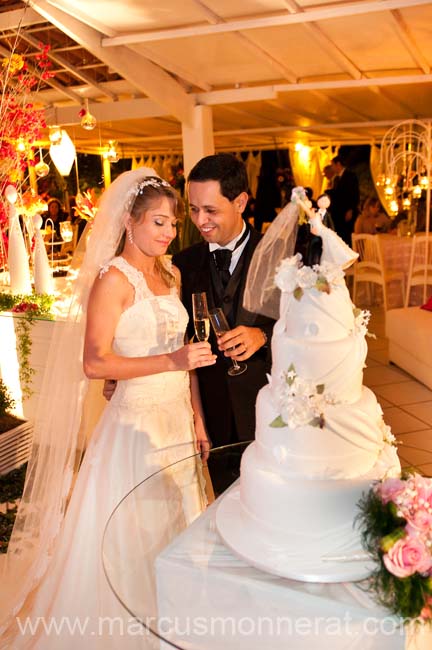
[48,125,63,145]
[35,147,50,178]
[49,130,76,176]
[80,98,97,131]
[412,185,422,199]
[103,140,119,163]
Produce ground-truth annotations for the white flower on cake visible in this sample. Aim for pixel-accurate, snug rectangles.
[297,266,317,289]
[353,307,371,336]
[275,255,345,301]
[274,253,301,293]
[380,421,396,446]
[270,363,337,429]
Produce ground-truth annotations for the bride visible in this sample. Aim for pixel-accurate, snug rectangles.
[0,169,215,648]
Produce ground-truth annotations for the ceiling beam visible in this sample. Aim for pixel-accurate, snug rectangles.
[102,0,432,45]
[0,7,45,30]
[307,89,373,121]
[189,0,297,83]
[197,86,277,105]
[227,32,297,83]
[390,9,431,73]
[48,0,211,90]
[274,72,432,93]
[36,70,432,126]
[18,31,118,100]
[282,0,362,80]
[0,42,82,104]
[29,0,195,125]
[213,119,432,136]
[127,44,212,92]
[43,96,167,125]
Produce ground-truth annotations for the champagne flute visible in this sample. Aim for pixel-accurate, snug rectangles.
[192,292,210,342]
[209,307,247,376]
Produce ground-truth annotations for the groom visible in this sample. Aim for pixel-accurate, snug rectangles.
[173,153,274,449]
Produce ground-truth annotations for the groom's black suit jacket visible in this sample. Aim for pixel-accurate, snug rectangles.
[173,227,274,447]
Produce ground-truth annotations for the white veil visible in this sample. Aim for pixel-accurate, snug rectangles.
[243,188,358,320]
[0,167,159,633]
[243,193,302,319]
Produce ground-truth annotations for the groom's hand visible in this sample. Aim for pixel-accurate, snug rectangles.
[103,379,117,401]
[217,326,267,361]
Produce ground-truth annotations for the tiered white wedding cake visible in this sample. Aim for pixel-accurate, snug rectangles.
[216,208,400,583]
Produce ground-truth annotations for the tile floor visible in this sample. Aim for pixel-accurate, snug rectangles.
[365,307,432,476]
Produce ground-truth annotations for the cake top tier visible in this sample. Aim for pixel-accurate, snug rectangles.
[273,253,364,341]
[275,252,345,297]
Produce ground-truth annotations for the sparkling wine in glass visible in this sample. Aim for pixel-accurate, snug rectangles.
[192,292,210,342]
[209,307,247,376]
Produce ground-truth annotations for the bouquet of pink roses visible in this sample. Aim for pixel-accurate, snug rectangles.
[358,472,432,621]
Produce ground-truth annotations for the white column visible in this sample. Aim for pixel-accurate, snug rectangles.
[181,105,214,176]
[102,156,111,188]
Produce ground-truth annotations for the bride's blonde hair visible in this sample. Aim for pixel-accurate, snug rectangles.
[116,176,184,287]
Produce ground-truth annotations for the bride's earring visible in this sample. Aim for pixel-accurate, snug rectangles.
[127,227,133,244]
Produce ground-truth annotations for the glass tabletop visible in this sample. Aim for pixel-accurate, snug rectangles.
[101,441,407,650]
[101,441,253,648]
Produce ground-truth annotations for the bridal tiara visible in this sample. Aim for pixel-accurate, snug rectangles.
[136,177,171,193]
[125,175,173,209]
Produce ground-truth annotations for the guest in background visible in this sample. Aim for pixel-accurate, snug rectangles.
[354,196,391,234]
[42,197,67,239]
[323,164,336,190]
[329,155,360,245]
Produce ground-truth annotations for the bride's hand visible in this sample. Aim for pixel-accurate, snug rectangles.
[195,424,211,462]
[171,342,216,371]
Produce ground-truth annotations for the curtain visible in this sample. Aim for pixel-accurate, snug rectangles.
[288,145,333,200]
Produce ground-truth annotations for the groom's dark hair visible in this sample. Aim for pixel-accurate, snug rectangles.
[188,153,248,201]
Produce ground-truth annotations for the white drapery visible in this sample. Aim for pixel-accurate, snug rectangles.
[289,145,334,199]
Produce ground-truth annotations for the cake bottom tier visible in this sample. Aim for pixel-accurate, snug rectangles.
[216,442,401,581]
[240,441,400,549]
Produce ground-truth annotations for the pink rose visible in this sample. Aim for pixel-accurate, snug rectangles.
[377,477,406,504]
[383,536,432,578]
[413,474,432,508]
[406,509,432,534]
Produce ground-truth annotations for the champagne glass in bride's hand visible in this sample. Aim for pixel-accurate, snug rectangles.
[209,307,247,376]
[192,292,210,342]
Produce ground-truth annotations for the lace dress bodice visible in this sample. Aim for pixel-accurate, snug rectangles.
[101,256,190,408]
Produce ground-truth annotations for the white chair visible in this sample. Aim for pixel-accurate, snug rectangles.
[352,234,405,311]
[405,233,432,306]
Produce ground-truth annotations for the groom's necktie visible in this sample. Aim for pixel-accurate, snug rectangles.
[213,226,249,289]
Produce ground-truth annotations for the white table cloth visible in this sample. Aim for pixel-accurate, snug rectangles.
[156,488,431,650]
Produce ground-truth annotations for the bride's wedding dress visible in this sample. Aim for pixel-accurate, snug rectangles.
[15,256,204,649]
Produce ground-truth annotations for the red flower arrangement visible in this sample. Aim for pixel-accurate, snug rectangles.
[0,43,54,228]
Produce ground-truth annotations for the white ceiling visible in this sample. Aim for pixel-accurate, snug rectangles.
[3,0,432,154]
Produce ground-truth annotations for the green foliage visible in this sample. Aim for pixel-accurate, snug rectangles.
[0,292,54,316]
[0,292,55,398]
[356,482,432,620]
[0,379,15,416]
[269,415,286,428]
[14,318,34,399]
